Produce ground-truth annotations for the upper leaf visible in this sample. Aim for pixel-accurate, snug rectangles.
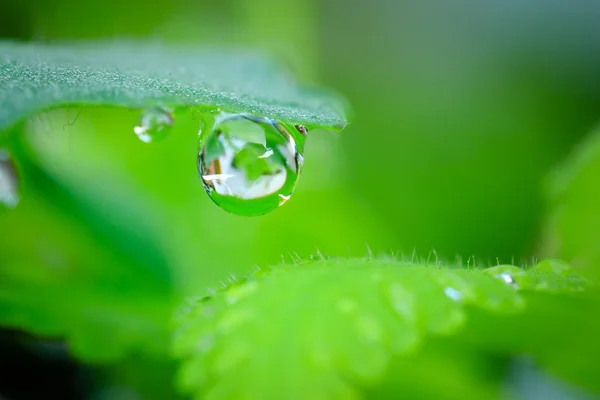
[0,41,347,133]
[172,259,590,400]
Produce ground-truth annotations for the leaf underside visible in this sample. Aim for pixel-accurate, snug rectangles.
[172,258,593,400]
[0,41,347,133]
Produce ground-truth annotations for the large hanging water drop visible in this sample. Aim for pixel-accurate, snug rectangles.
[198,111,307,216]
[0,149,19,209]
[133,106,174,143]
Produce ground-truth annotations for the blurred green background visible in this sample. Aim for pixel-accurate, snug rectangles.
[2,0,600,399]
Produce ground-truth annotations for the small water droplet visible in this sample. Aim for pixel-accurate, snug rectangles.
[444,287,463,302]
[500,273,515,284]
[484,265,526,288]
[133,106,173,143]
[198,112,306,216]
[534,259,572,276]
[0,149,19,209]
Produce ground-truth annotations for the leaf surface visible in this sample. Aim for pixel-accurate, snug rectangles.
[0,41,347,133]
[173,259,590,399]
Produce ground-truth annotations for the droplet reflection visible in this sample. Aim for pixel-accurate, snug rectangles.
[198,111,306,216]
[499,273,515,285]
[134,106,174,143]
[444,287,463,302]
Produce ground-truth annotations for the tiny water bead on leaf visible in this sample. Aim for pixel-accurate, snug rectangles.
[198,111,307,216]
[133,106,174,143]
[484,265,527,288]
[0,149,19,209]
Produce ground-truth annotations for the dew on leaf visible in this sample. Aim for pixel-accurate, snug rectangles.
[198,111,306,216]
[133,106,174,143]
[533,259,572,276]
[484,265,527,288]
[0,149,19,209]
[443,287,463,302]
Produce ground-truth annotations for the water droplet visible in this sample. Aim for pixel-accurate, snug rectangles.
[533,259,572,276]
[0,149,19,209]
[133,106,173,143]
[500,273,515,284]
[198,112,306,216]
[444,287,463,302]
[484,265,527,288]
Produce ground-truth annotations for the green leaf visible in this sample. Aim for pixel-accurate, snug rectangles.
[0,143,174,362]
[0,39,348,362]
[541,127,600,281]
[172,259,589,399]
[0,41,347,134]
[460,289,600,395]
[363,337,508,400]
